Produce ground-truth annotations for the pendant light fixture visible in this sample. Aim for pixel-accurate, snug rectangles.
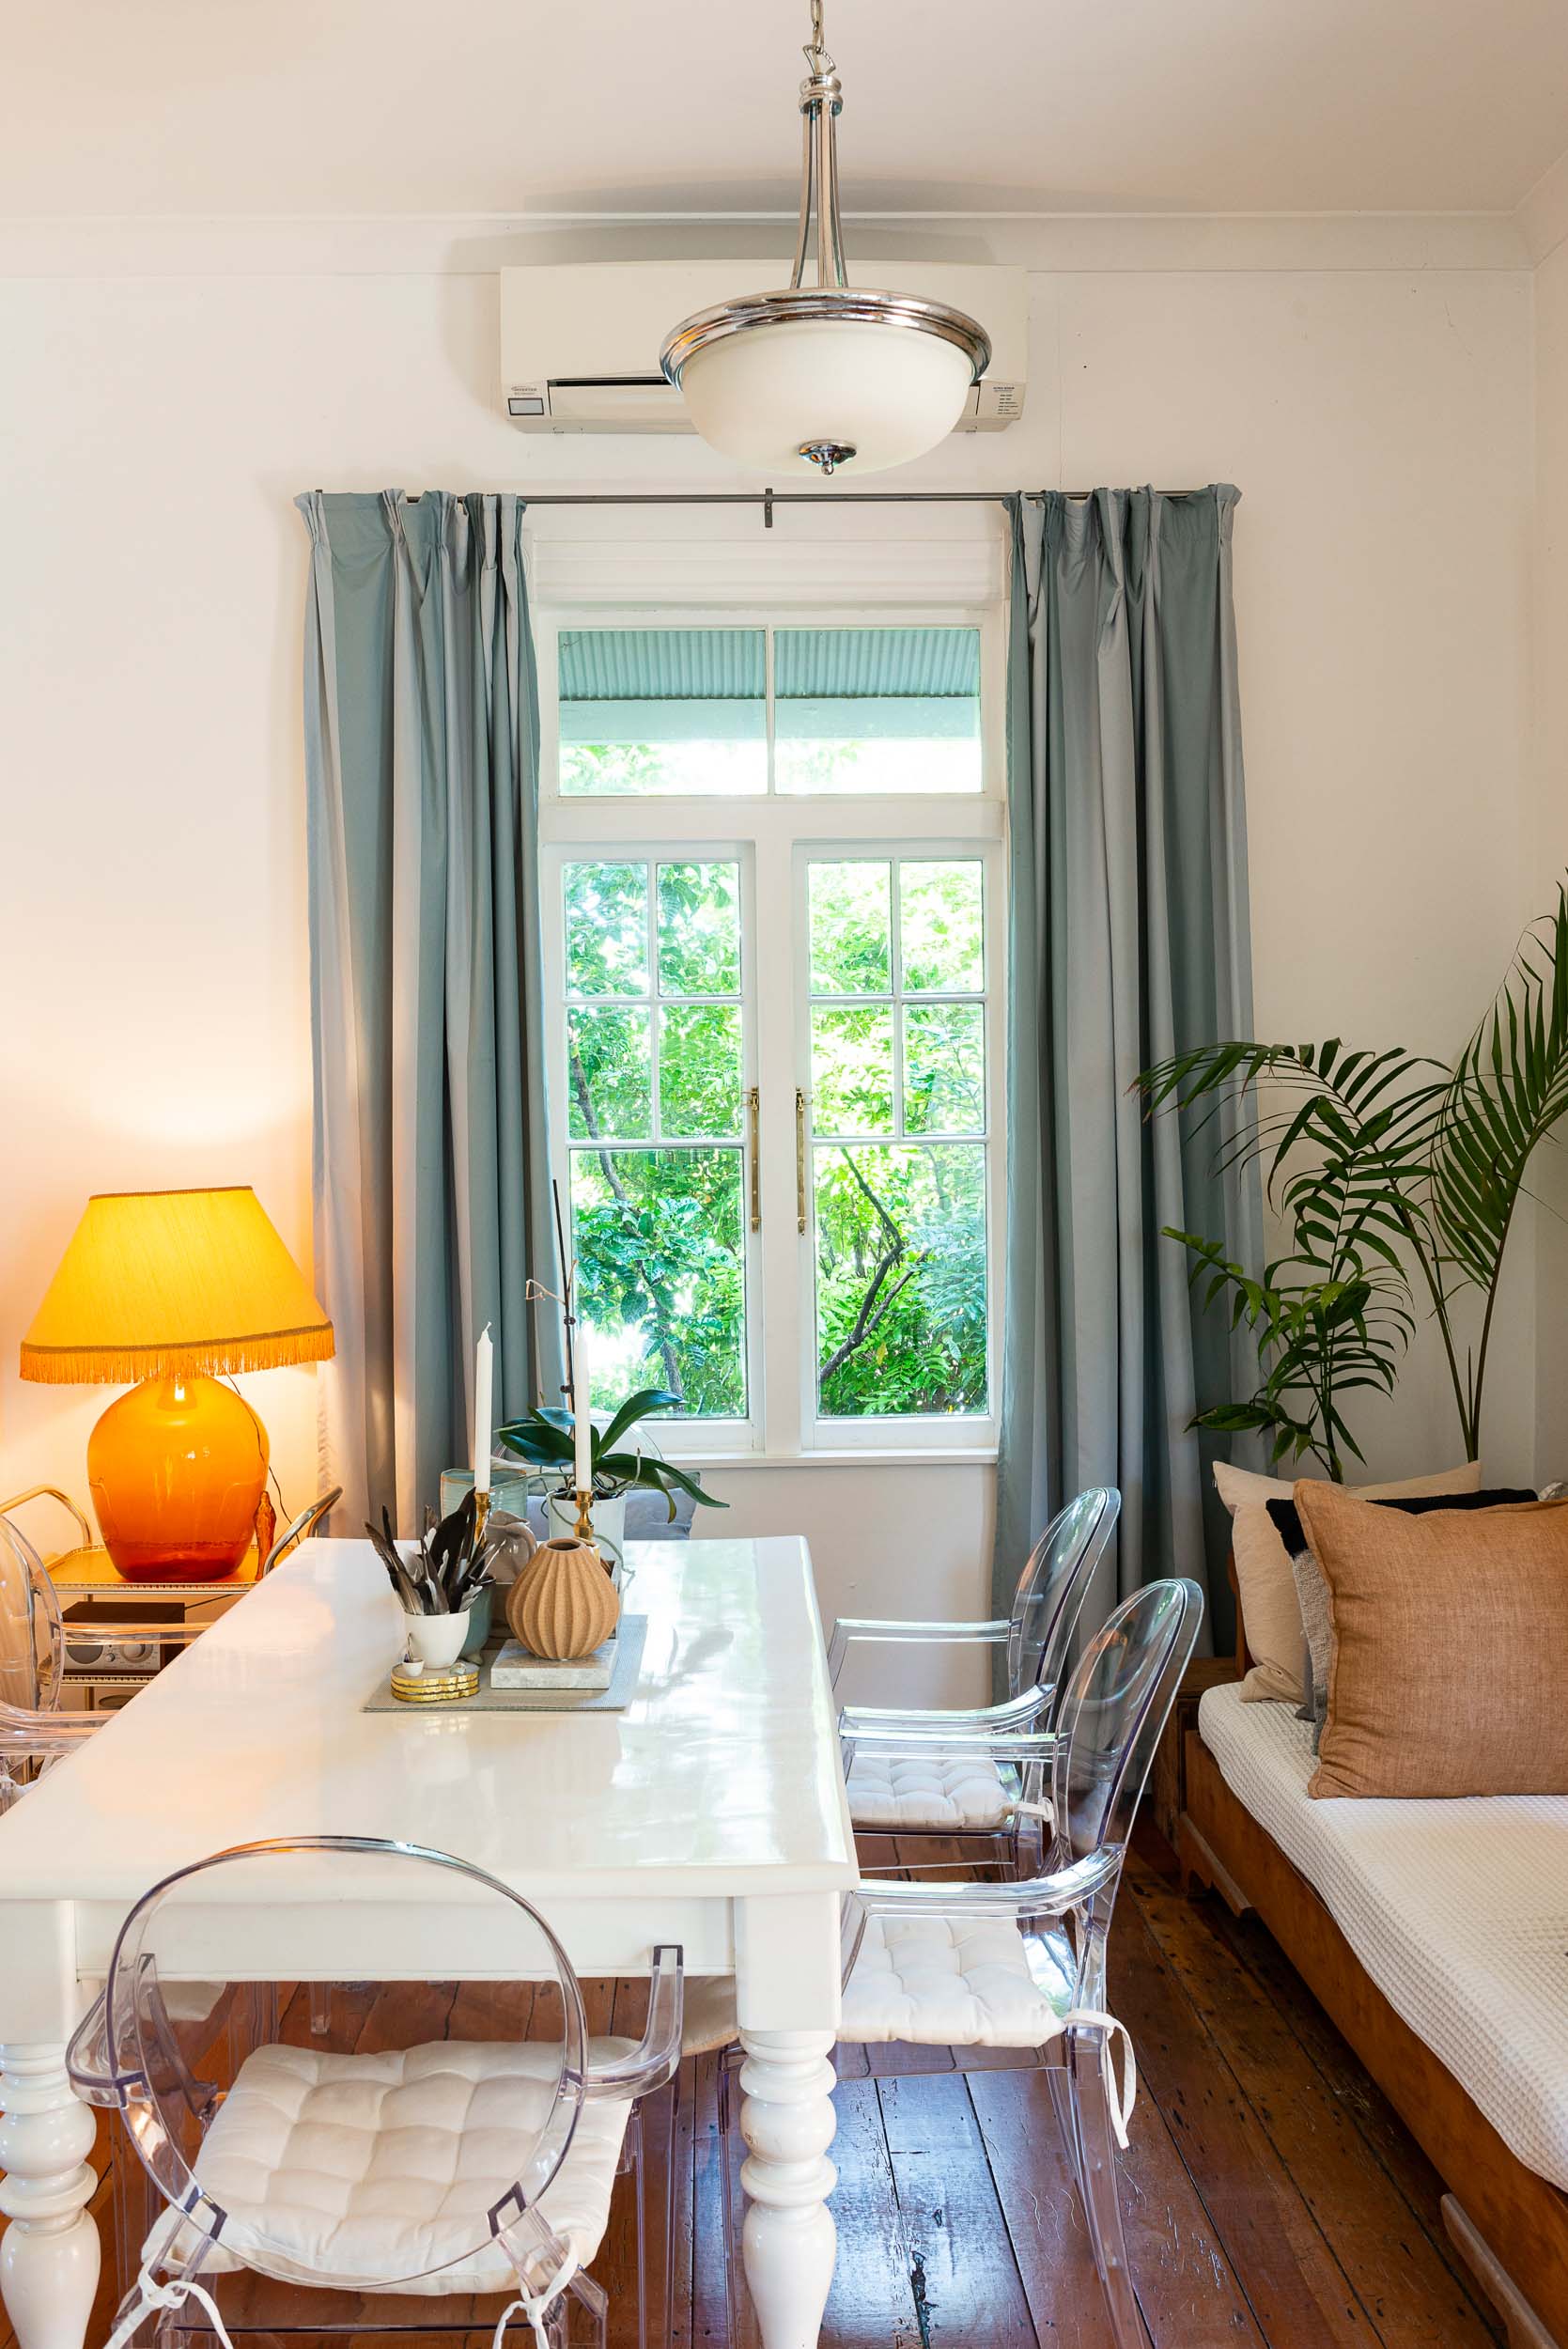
[660,0,991,477]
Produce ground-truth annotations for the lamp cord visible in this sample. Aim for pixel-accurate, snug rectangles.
[222,1374,291,1524]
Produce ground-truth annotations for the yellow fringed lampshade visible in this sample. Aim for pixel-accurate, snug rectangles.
[21,1186,334,1385]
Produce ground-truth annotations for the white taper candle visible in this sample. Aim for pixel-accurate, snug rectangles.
[474,1323,493,1497]
[573,1317,593,1496]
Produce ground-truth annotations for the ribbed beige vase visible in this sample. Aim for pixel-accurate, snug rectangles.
[505,1535,620,1661]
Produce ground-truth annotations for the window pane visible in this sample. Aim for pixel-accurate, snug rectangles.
[571,1148,747,1417]
[811,1007,894,1136]
[900,860,984,992]
[567,1008,651,1140]
[905,1003,986,1134]
[559,630,767,797]
[660,1005,742,1138]
[815,1143,987,1417]
[809,860,891,995]
[775,627,982,795]
[565,862,647,997]
[658,861,740,996]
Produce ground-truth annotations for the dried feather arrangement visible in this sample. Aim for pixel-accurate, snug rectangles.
[365,1489,495,1616]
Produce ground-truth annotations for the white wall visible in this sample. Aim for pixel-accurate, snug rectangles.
[0,229,1542,1679]
[1532,234,1568,1482]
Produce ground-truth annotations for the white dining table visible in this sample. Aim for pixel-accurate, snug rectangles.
[0,1534,858,2349]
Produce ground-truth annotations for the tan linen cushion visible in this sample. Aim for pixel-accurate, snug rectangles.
[1214,1458,1482,1705]
[1295,1483,1568,1799]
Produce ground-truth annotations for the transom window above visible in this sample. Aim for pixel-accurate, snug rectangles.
[557,624,983,797]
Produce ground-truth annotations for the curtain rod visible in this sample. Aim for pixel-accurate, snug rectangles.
[511,489,1203,528]
[519,490,1019,504]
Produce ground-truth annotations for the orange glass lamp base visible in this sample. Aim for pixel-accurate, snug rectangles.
[87,1371,268,1582]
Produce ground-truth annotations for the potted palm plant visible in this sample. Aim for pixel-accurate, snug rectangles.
[1140,883,1568,1473]
[495,1385,725,1572]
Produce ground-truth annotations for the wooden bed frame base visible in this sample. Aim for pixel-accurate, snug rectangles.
[1180,1729,1568,2349]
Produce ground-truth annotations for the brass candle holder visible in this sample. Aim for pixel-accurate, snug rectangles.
[573,1486,595,1543]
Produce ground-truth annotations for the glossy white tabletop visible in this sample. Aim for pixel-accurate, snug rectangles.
[0,1536,857,1907]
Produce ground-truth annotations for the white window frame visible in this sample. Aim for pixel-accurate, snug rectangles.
[793,839,1005,1455]
[536,571,1007,1467]
[541,839,764,1455]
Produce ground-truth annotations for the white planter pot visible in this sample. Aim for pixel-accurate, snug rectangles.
[546,1490,627,1573]
[403,1610,472,1669]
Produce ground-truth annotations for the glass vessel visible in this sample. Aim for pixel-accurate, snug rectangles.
[87,1371,266,1581]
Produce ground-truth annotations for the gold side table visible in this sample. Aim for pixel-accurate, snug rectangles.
[47,1544,260,1710]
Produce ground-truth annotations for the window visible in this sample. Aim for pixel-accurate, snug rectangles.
[805,855,989,1419]
[558,856,753,1419]
[538,578,1005,1460]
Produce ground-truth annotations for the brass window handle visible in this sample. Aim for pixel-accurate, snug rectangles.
[747,1085,761,1232]
[796,1087,808,1234]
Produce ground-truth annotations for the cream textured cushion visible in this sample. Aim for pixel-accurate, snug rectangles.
[1199,1682,1568,2190]
[845,1748,1016,1832]
[840,1912,1075,2046]
[150,2038,635,2295]
[1214,1458,1482,1704]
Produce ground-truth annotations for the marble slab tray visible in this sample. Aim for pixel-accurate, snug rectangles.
[364,1613,647,1714]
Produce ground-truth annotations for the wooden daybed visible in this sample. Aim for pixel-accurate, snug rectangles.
[1177,1579,1568,2349]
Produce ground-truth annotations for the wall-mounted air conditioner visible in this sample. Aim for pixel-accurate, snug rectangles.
[499,261,1027,438]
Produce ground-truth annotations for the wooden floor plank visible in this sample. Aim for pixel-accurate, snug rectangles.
[1110,1899,1374,2349]
[877,2071,1037,2345]
[969,2058,1268,2348]
[1129,1865,1502,2349]
[1193,1884,1494,2321]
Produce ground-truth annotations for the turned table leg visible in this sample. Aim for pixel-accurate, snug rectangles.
[737,2029,837,2349]
[0,2043,100,2349]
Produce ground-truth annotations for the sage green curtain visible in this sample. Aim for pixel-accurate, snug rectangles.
[297,490,562,1531]
[996,488,1262,1651]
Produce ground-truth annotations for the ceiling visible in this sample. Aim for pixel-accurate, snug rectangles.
[5,0,1568,220]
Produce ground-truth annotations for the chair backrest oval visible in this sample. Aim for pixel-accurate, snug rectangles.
[0,1517,62,1719]
[1049,1578,1204,1872]
[83,1833,592,2296]
[1005,1486,1121,1703]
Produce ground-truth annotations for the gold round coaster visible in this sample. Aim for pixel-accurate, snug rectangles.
[390,1659,479,1704]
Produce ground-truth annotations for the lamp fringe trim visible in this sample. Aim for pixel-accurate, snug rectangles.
[20,1328,336,1384]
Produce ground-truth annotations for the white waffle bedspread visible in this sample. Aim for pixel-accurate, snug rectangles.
[1198,1682,1568,2192]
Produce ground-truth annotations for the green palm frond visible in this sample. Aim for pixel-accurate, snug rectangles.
[1435,887,1568,1292]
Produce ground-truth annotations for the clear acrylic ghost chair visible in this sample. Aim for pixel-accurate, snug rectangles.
[258,1486,341,1574]
[0,1510,106,1812]
[830,1486,1119,1861]
[68,1834,685,2349]
[703,1577,1202,2349]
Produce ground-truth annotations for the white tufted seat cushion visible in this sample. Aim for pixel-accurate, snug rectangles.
[147,2037,635,2296]
[841,1912,1078,2046]
[845,1748,1017,1832]
[682,1916,1079,2055]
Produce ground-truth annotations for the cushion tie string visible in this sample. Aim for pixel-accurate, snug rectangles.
[1061,2008,1138,2149]
[491,2248,581,2349]
[104,2263,238,2349]
[1009,1797,1054,1826]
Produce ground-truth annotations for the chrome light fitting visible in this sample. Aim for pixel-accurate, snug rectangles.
[660,0,991,476]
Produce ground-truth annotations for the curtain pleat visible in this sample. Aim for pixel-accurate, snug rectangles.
[297,490,563,1530]
[995,487,1263,1652]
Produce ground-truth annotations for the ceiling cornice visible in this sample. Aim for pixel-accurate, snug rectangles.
[1518,146,1568,264]
[0,207,1535,280]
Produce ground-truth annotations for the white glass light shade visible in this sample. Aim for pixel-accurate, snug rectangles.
[676,316,978,475]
